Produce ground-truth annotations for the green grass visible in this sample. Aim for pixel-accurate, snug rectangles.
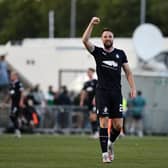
[0,135,168,168]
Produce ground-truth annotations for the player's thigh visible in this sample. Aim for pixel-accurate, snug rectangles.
[89,105,97,121]
[89,112,97,121]
[99,117,108,128]
[96,89,109,117]
[109,92,123,118]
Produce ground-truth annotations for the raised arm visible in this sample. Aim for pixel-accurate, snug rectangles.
[122,63,136,98]
[82,17,100,52]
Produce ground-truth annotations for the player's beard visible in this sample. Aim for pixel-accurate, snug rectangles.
[104,41,113,49]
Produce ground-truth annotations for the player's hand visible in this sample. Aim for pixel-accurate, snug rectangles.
[92,97,96,106]
[80,101,84,107]
[19,101,25,108]
[0,102,7,109]
[90,17,100,25]
[130,88,136,98]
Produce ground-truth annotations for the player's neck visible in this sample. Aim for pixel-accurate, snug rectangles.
[104,47,114,53]
[12,79,18,84]
[89,76,93,80]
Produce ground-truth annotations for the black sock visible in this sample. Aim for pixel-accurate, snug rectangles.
[99,128,108,153]
[10,115,19,129]
[110,128,120,143]
[91,121,98,134]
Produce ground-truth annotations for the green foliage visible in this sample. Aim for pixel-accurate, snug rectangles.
[147,0,168,36]
[0,0,43,43]
[97,0,140,36]
[76,0,99,36]
[0,0,167,43]
[39,0,71,37]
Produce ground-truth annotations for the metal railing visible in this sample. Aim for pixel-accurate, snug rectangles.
[0,105,91,134]
[1,105,168,134]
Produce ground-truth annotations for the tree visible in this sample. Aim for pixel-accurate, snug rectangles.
[147,0,168,36]
[0,0,168,44]
[0,0,42,43]
[38,0,71,37]
[96,0,139,37]
[76,0,99,37]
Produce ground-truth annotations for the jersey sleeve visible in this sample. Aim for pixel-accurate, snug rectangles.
[121,50,128,64]
[90,46,102,58]
[82,82,87,91]
[94,79,98,86]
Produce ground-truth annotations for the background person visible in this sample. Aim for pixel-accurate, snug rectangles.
[131,90,146,137]
[80,68,98,138]
[4,71,25,138]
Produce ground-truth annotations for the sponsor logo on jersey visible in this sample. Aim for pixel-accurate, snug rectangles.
[86,86,93,92]
[102,60,118,67]
[119,104,123,112]
[10,90,15,95]
[102,51,107,55]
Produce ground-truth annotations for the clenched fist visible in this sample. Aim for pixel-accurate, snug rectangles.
[90,17,100,25]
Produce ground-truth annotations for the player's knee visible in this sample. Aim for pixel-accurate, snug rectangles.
[10,115,16,121]
[89,113,97,121]
[113,123,122,132]
[99,121,107,128]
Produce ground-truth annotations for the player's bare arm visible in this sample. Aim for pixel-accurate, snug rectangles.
[82,17,100,52]
[19,91,25,108]
[122,63,136,98]
[92,96,96,106]
[80,90,87,107]
[1,95,10,109]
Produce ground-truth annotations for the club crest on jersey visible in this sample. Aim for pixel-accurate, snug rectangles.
[116,54,120,59]
[102,106,108,115]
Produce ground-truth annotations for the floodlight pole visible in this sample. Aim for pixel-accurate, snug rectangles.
[140,0,146,24]
[49,10,55,38]
[70,0,77,37]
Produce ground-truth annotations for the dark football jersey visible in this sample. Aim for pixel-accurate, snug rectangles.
[82,79,97,105]
[90,46,128,91]
[9,80,24,107]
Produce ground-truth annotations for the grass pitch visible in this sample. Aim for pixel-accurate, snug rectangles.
[0,134,168,168]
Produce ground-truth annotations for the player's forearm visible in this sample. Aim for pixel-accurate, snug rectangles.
[82,17,100,51]
[82,22,94,44]
[123,64,136,90]
[126,72,136,90]
[80,91,86,106]
[3,94,10,104]
[19,92,25,107]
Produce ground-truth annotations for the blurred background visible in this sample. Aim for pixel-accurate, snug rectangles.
[0,0,168,136]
